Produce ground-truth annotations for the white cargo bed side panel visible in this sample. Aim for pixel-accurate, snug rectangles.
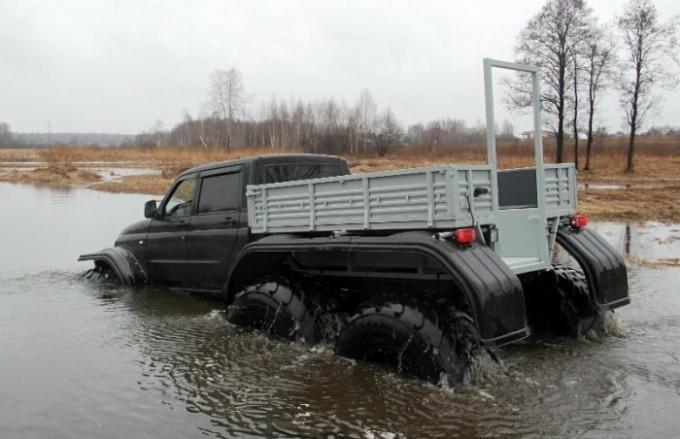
[247,165,494,234]
[367,170,437,227]
[544,164,577,217]
[314,178,365,228]
[466,169,495,223]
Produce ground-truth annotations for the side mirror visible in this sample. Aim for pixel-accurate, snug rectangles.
[144,200,158,219]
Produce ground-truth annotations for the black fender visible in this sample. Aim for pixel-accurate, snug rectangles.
[225,231,528,347]
[78,247,148,286]
[556,226,630,310]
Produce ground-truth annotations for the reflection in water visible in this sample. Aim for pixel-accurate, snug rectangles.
[591,221,680,264]
[578,182,675,190]
[1,182,680,438]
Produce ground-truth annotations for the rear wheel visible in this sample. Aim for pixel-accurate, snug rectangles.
[552,264,604,337]
[335,296,478,383]
[226,277,321,343]
[526,264,604,337]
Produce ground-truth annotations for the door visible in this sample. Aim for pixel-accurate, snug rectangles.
[483,59,549,274]
[495,168,549,273]
[145,176,197,285]
[185,167,245,291]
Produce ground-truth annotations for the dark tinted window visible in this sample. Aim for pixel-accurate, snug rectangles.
[497,169,538,209]
[264,164,342,183]
[197,172,242,214]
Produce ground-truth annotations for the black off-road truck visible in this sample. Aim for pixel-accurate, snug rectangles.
[80,60,629,382]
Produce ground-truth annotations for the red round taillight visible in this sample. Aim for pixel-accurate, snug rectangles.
[570,214,589,230]
[454,227,477,244]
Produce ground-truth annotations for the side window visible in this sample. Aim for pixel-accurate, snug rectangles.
[163,178,196,218]
[264,164,342,183]
[197,172,242,214]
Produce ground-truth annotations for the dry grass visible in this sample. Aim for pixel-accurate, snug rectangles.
[0,148,37,162]
[2,138,677,177]
[0,167,102,188]
[627,257,680,268]
[93,174,173,196]
[1,138,679,221]
[2,145,304,167]
[577,186,680,223]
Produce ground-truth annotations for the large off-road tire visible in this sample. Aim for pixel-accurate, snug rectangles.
[226,277,321,343]
[525,264,605,337]
[551,264,604,337]
[335,296,478,383]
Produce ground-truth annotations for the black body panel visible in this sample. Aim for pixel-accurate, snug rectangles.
[185,166,245,290]
[144,174,198,285]
[226,231,529,347]
[145,216,189,285]
[78,247,147,285]
[556,226,630,310]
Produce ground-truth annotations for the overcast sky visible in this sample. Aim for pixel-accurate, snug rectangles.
[1,0,679,134]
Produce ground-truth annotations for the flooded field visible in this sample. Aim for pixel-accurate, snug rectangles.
[0,164,160,183]
[1,181,679,438]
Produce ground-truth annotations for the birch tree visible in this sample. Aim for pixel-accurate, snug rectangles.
[0,122,11,148]
[356,89,377,154]
[209,68,245,150]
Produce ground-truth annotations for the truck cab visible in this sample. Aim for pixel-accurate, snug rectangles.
[112,154,349,293]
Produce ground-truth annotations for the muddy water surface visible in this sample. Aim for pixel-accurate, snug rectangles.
[1,182,679,438]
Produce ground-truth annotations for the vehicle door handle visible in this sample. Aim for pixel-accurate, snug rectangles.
[177,219,190,227]
[222,216,237,226]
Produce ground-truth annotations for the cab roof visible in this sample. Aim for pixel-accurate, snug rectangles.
[177,153,350,184]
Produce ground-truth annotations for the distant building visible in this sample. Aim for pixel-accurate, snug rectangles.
[519,129,552,140]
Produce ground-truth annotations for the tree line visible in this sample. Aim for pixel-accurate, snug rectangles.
[131,77,505,157]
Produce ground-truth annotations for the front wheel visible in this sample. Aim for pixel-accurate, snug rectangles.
[226,277,322,343]
[335,296,479,383]
[83,262,121,285]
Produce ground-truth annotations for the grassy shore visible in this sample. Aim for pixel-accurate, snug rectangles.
[1,144,679,222]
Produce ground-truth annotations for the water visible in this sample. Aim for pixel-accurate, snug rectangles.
[1,181,679,438]
[577,182,677,190]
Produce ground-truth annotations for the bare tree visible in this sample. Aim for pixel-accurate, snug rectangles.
[571,55,581,168]
[500,120,515,140]
[374,109,401,156]
[570,21,597,171]
[152,119,165,148]
[510,0,592,163]
[583,32,616,170]
[209,68,245,150]
[355,89,377,154]
[291,100,305,147]
[0,122,12,148]
[617,0,678,172]
[266,96,283,148]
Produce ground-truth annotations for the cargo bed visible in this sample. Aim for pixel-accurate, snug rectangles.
[246,163,576,235]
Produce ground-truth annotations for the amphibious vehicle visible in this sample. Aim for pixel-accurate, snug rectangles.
[80,60,629,382]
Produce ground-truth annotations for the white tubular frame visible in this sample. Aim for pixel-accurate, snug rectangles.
[483,58,546,220]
